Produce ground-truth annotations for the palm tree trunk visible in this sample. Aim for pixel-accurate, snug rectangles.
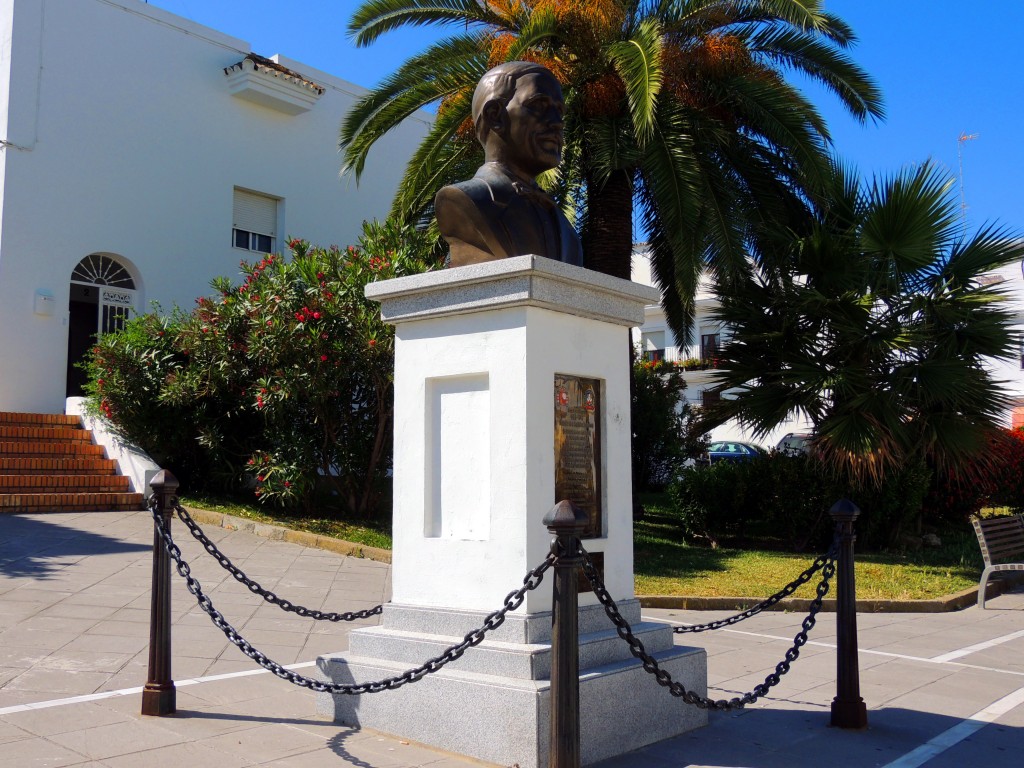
[583,169,634,280]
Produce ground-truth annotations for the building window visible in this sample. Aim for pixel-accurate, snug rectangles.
[700,333,720,361]
[71,253,135,289]
[233,229,274,252]
[233,188,278,253]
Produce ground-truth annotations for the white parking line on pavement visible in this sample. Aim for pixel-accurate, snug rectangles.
[0,661,317,716]
[881,685,1024,768]
[644,616,1024,678]
[929,628,1024,663]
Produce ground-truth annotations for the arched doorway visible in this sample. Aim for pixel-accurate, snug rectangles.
[66,254,137,397]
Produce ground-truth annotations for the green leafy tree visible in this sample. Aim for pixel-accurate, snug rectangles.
[631,355,707,490]
[85,220,437,517]
[704,161,1024,488]
[341,0,882,339]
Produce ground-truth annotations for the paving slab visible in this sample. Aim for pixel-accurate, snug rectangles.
[2,509,1023,767]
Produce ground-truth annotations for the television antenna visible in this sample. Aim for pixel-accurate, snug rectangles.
[957,132,978,217]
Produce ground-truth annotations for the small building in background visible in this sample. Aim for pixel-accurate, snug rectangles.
[0,0,429,413]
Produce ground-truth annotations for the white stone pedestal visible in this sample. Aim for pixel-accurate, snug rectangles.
[317,257,707,766]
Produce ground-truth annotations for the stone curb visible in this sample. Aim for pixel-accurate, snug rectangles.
[184,507,392,564]
[639,578,1022,614]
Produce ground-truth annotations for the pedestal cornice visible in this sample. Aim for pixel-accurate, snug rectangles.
[365,255,660,327]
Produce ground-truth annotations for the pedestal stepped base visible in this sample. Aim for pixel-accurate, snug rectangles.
[316,600,707,768]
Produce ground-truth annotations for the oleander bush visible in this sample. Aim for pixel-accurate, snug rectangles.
[84,219,437,517]
[925,427,1024,522]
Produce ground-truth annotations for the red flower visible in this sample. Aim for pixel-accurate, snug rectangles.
[320,354,328,362]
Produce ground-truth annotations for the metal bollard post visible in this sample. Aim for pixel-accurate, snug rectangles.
[142,469,178,716]
[829,499,867,729]
[543,500,588,768]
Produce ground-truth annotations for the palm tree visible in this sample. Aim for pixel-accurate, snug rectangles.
[704,160,1024,483]
[340,0,882,339]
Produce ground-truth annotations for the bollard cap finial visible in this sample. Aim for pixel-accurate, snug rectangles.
[829,498,861,522]
[150,469,180,493]
[543,499,588,533]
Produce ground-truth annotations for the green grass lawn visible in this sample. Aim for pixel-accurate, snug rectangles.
[179,492,984,600]
[633,506,982,600]
[179,493,393,550]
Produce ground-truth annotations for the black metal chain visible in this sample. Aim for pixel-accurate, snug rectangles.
[674,540,838,633]
[172,501,382,622]
[579,543,837,711]
[148,497,553,695]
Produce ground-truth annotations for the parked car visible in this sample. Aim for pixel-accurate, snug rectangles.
[706,441,766,463]
[776,432,814,456]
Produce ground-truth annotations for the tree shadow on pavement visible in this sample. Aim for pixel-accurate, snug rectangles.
[592,704,1024,767]
[0,514,149,580]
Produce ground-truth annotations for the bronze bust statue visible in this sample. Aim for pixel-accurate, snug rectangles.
[435,61,584,268]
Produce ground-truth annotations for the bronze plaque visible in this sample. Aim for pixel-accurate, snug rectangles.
[554,374,602,538]
[578,552,604,594]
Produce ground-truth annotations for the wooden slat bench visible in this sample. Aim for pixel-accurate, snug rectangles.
[971,513,1024,608]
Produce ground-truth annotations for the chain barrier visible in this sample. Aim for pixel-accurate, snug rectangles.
[148,496,553,695]
[171,501,382,622]
[579,542,837,711]
[673,538,838,634]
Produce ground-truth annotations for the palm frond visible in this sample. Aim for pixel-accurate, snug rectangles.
[749,26,883,123]
[348,0,507,47]
[607,17,665,146]
[859,163,958,281]
[389,90,481,222]
[340,36,488,178]
[505,5,561,58]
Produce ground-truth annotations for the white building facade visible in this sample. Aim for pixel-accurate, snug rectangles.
[631,248,1024,444]
[0,0,429,413]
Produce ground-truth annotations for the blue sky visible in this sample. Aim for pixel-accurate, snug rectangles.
[150,0,1022,236]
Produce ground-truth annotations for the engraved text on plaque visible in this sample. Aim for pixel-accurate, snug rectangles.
[554,374,602,538]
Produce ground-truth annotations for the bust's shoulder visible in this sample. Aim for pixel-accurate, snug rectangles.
[436,166,515,211]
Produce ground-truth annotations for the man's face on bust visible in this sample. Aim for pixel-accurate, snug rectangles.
[498,71,565,180]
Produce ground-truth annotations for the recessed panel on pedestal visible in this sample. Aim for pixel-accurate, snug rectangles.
[554,374,602,538]
[425,374,490,540]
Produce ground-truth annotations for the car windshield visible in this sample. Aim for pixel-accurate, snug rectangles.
[710,442,752,454]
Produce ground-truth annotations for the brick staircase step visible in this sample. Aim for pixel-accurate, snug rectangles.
[0,425,93,442]
[0,411,145,514]
[0,441,105,457]
[0,474,130,493]
[0,457,117,475]
[0,412,81,427]
[0,492,145,513]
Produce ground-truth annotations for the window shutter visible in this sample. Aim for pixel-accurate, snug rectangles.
[233,189,278,236]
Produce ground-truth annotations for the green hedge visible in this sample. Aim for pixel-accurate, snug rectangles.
[670,453,931,551]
